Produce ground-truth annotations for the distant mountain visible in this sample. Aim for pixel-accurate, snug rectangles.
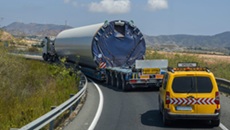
[0,29,15,42]
[3,22,72,37]
[2,22,230,52]
[144,31,230,49]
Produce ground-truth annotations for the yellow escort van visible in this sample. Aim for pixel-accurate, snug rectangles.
[158,63,220,126]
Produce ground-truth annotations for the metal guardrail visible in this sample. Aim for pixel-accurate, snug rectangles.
[216,77,230,95]
[18,74,87,130]
[13,76,230,130]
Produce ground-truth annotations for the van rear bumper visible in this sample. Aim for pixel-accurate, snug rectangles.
[165,111,220,120]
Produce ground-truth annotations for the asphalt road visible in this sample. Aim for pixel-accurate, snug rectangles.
[63,80,100,130]
[18,54,230,130]
[64,80,230,130]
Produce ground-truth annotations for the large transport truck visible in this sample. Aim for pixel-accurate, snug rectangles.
[42,20,168,91]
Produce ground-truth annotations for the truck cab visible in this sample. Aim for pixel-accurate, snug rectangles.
[41,37,57,62]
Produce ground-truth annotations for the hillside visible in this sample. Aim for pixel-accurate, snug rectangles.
[144,32,230,51]
[2,22,230,53]
[0,29,14,42]
[3,22,72,37]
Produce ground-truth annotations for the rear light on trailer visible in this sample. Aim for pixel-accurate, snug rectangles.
[130,79,137,83]
[165,91,170,104]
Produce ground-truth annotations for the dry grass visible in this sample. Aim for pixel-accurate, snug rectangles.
[0,46,78,130]
[156,51,230,64]
[146,50,230,80]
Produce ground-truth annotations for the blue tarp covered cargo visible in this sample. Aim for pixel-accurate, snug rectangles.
[55,20,146,69]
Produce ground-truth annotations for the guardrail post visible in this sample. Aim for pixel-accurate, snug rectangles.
[69,94,74,114]
[49,106,56,130]
[18,74,87,130]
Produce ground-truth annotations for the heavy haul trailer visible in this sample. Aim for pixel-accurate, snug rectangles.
[42,20,168,90]
[105,60,168,90]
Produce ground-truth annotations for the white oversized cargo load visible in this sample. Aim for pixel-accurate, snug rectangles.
[54,20,146,69]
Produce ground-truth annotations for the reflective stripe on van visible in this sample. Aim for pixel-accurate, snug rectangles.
[170,98,215,105]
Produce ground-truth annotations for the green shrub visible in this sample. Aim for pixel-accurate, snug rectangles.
[0,47,79,130]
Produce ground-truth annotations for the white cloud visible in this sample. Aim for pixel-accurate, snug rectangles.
[89,0,130,14]
[64,0,78,7]
[147,0,168,10]
[64,0,71,4]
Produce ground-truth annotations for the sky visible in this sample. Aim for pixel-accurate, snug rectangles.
[0,0,230,36]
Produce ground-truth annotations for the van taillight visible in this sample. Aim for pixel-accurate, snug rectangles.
[215,92,220,105]
[165,91,170,104]
[214,92,220,113]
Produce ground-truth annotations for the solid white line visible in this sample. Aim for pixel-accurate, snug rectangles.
[220,123,229,130]
[88,80,104,130]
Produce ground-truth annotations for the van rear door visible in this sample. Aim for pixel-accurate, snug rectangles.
[170,76,198,114]
[195,75,217,114]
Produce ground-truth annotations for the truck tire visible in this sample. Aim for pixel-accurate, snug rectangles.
[50,55,56,62]
[111,72,116,87]
[121,74,130,91]
[105,71,111,85]
[116,74,122,89]
[43,53,48,61]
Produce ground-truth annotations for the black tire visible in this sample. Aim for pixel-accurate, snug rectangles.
[211,119,220,127]
[42,53,48,61]
[105,71,111,85]
[116,74,122,89]
[121,74,130,91]
[163,110,171,126]
[111,73,116,87]
[50,55,56,62]
[158,96,162,115]
[121,74,126,91]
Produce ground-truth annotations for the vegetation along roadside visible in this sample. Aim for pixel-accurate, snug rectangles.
[0,45,79,130]
[146,49,230,88]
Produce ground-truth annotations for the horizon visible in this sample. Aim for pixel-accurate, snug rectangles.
[1,0,230,36]
[3,21,230,37]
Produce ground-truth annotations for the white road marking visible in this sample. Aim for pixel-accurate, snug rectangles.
[220,123,229,130]
[86,79,230,130]
[88,80,104,130]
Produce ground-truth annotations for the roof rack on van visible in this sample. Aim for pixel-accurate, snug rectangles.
[167,62,210,73]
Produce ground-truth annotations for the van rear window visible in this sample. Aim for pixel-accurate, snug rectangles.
[172,77,213,93]
[196,77,213,93]
[172,77,195,93]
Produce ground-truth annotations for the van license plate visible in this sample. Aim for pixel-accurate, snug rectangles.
[176,106,192,111]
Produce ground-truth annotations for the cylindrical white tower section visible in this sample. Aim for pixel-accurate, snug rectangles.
[55,23,104,68]
[55,20,146,69]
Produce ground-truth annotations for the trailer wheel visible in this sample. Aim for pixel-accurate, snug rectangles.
[50,55,58,62]
[50,56,55,62]
[116,74,122,89]
[42,53,48,61]
[105,71,111,85]
[111,72,116,87]
[121,74,129,91]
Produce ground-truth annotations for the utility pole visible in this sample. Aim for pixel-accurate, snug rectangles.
[0,17,4,29]
[65,20,67,30]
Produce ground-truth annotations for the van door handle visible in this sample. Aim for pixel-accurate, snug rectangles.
[187,95,195,98]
